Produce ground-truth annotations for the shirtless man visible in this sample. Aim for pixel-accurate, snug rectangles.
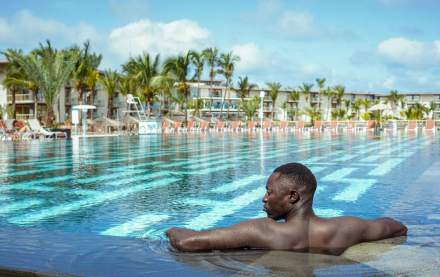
[166,163,407,255]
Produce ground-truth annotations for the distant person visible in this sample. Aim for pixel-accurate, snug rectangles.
[166,163,407,255]
[13,120,32,133]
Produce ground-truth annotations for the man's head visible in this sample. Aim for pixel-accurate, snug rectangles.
[262,163,317,220]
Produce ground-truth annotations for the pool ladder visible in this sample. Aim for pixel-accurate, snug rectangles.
[126,94,148,121]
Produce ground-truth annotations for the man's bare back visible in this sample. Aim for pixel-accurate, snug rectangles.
[166,163,407,255]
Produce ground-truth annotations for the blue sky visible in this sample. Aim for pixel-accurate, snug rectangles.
[1,0,440,93]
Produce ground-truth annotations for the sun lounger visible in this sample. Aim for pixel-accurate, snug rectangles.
[279,120,289,131]
[28,119,66,138]
[295,120,305,131]
[186,120,196,131]
[173,121,182,132]
[215,120,225,132]
[313,120,322,131]
[425,119,435,133]
[247,121,256,132]
[262,120,272,131]
[407,120,417,132]
[230,121,241,132]
[200,120,209,131]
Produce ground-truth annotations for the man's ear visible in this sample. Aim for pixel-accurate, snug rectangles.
[289,190,299,204]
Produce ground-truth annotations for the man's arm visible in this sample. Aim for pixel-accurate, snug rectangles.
[166,218,275,252]
[361,217,408,242]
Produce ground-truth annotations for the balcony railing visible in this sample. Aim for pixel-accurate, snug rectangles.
[15,114,34,120]
[7,93,33,103]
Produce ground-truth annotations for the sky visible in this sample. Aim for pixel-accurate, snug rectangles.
[1,0,440,93]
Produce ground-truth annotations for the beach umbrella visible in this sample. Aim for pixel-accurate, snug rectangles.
[368,103,389,111]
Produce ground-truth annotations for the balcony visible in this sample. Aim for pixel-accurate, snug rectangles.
[311,96,320,103]
[7,93,33,103]
[15,114,34,120]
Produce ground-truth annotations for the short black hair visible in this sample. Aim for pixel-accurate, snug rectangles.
[273,163,317,195]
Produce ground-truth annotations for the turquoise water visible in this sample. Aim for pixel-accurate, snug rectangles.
[0,131,439,242]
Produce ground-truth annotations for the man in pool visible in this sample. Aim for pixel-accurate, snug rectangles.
[166,163,407,255]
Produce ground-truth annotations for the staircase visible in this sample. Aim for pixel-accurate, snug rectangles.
[126,94,148,121]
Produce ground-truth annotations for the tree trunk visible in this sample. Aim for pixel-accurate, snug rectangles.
[47,107,55,127]
[12,89,16,119]
[185,92,188,124]
[90,90,95,120]
[33,90,38,119]
[220,86,226,119]
[107,94,113,118]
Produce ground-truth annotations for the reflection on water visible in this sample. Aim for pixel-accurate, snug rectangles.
[1,224,440,276]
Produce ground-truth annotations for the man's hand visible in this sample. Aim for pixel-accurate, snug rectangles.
[166,227,199,251]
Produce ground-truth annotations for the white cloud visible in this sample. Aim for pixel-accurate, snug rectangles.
[277,11,319,38]
[383,76,396,89]
[108,19,210,60]
[0,10,99,47]
[377,37,440,67]
[231,43,265,71]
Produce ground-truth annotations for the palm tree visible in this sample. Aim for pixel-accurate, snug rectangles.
[202,47,219,115]
[190,50,204,101]
[288,89,300,120]
[428,101,437,119]
[217,51,240,119]
[352,98,363,120]
[298,83,313,107]
[2,49,27,119]
[71,41,102,105]
[385,90,404,118]
[8,49,79,125]
[188,98,204,117]
[86,69,100,119]
[401,103,428,120]
[334,85,345,109]
[322,86,334,121]
[240,96,260,120]
[163,52,192,124]
[266,82,282,120]
[315,78,326,109]
[100,69,120,118]
[236,76,257,118]
[151,72,177,117]
[123,53,160,117]
[305,106,322,125]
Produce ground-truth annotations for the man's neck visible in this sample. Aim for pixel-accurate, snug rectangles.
[285,203,315,222]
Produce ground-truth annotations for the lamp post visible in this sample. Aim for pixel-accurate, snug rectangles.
[259,90,265,129]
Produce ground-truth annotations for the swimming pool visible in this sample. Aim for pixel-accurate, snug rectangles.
[1,131,439,276]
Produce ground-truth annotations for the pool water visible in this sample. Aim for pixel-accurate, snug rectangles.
[1,131,439,275]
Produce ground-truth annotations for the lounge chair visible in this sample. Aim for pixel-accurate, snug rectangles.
[247,121,256,132]
[28,119,66,138]
[279,120,289,131]
[200,120,210,131]
[425,119,435,133]
[162,120,171,133]
[262,120,272,131]
[330,120,338,130]
[186,120,196,132]
[173,121,183,132]
[407,120,418,133]
[215,120,225,132]
[230,121,241,132]
[0,121,12,141]
[313,120,322,131]
[295,120,305,131]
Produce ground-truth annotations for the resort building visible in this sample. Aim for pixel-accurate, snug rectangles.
[1,60,440,123]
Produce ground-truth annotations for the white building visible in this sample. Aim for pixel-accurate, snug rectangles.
[1,60,440,122]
